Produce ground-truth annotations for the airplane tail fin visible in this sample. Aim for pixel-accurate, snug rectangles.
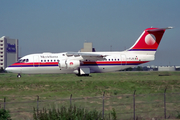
[128,27,172,54]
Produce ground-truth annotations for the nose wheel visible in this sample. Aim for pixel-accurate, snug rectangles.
[17,74,21,78]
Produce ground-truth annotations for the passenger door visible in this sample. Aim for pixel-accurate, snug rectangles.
[121,54,127,65]
[33,55,39,67]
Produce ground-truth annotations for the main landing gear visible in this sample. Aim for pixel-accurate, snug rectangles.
[17,73,21,78]
[76,74,90,76]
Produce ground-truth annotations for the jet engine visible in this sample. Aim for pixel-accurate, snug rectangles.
[58,59,80,69]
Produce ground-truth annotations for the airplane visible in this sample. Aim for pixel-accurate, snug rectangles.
[5,27,172,77]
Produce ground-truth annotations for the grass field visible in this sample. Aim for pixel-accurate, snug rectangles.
[0,71,180,100]
[0,71,180,119]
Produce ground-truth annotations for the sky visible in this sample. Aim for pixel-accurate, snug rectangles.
[0,0,179,66]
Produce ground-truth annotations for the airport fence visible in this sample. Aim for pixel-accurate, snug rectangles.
[0,90,180,120]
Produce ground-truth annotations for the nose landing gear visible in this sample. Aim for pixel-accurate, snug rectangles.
[17,73,21,78]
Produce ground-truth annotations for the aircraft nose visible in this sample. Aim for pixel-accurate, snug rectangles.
[5,66,21,73]
[5,67,16,73]
[5,67,10,72]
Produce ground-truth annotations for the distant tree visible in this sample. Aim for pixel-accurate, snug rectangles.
[136,66,143,71]
[126,67,133,71]
[0,67,4,73]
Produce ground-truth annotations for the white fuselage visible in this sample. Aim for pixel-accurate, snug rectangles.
[6,51,154,74]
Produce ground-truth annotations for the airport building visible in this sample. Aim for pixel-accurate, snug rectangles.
[0,36,18,69]
[158,66,176,71]
[80,42,95,52]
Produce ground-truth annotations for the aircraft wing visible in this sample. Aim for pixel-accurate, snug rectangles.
[66,52,107,60]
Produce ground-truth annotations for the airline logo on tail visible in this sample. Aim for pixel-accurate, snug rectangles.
[145,34,156,45]
[129,27,172,51]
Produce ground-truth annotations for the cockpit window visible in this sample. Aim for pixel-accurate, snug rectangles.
[17,59,22,63]
[17,59,29,63]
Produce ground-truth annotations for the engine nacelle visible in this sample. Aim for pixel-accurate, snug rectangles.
[59,59,80,69]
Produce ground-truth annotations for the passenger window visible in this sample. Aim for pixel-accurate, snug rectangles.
[26,59,29,62]
[54,60,56,62]
[44,60,46,62]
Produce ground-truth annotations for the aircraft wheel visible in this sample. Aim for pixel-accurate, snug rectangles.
[17,74,21,78]
[76,74,89,76]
